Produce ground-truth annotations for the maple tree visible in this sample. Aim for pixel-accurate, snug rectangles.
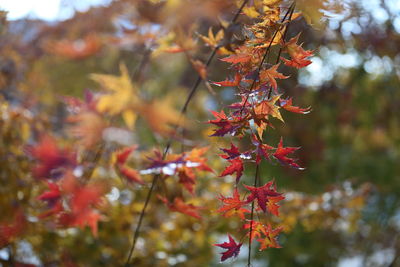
[1,0,399,266]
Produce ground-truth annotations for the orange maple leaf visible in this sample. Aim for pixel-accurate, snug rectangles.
[281,34,313,69]
[257,224,284,250]
[259,64,289,92]
[217,189,249,219]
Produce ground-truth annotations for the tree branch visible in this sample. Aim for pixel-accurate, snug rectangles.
[124,1,250,265]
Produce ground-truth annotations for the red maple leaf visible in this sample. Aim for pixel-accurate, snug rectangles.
[118,166,144,185]
[220,143,241,160]
[27,135,76,179]
[273,137,304,170]
[38,201,63,219]
[73,210,102,237]
[212,73,242,87]
[175,147,213,194]
[208,110,241,137]
[37,181,61,204]
[141,150,185,176]
[115,145,137,165]
[220,54,251,64]
[70,183,104,214]
[217,189,249,219]
[227,95,252,111]
[244,180,283,212]
[219,158,244,183]
[251,134,274,164]
[280,97,311,114]
[178,168,196,194]
[281,34,313,69]
[214,234,242,262]
[158,196,202,219]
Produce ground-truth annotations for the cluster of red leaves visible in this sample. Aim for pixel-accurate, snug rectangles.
[28,135,108,236]
[204,1,313,262]
[114,146,212,219]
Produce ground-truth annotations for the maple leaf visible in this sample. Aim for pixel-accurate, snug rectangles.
[244,180,283,212]
[214,234,242,262]
[251,134,274,164]
[70,182,105,215]
[178,168,196,194]
[185,147,213,172]
[279,97,311,114]
[219,158,244,183]
[281,34,313,69]
[220,143,241,160]
[252,95,284,136]
[91,63,140,128]
[220,53,251,65]
[141,150,186,176]
[174,147,212,194]
[217,189,249,219]
[259,64,289,92]
[257,224,284,250]
[212,73,242,87]
[67,111,106,148]
[198,27,224,48]
[74,210,102,237]
[243,220,266,242]
[37,181,61,206]
[265,195,285,216]
[227,95,252,111]
[158,196,201,219]
[27,135,76,179]
[38,201,63,219]
[118,166,144,185]
[115,145,137,165]
[273,137,304,170]
[137,96,186,135]
[253,95,284,123]
[243,6,260,18]
[208,110,242,137]
[44,33,102,60]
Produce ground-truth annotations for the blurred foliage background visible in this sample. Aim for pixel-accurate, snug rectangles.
[0,0,399,266]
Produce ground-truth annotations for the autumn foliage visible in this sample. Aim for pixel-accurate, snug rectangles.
[1,0,398,266]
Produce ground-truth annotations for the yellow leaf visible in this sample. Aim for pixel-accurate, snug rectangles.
[122,109,137,130]
[91,63,139,116]
[243,6,260,18]
[254,95,284,122]
[138,95,187,135]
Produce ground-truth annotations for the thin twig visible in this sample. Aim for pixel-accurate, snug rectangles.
[124,1,250,265]
[247,164,260,267]
[267,2,296,99]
